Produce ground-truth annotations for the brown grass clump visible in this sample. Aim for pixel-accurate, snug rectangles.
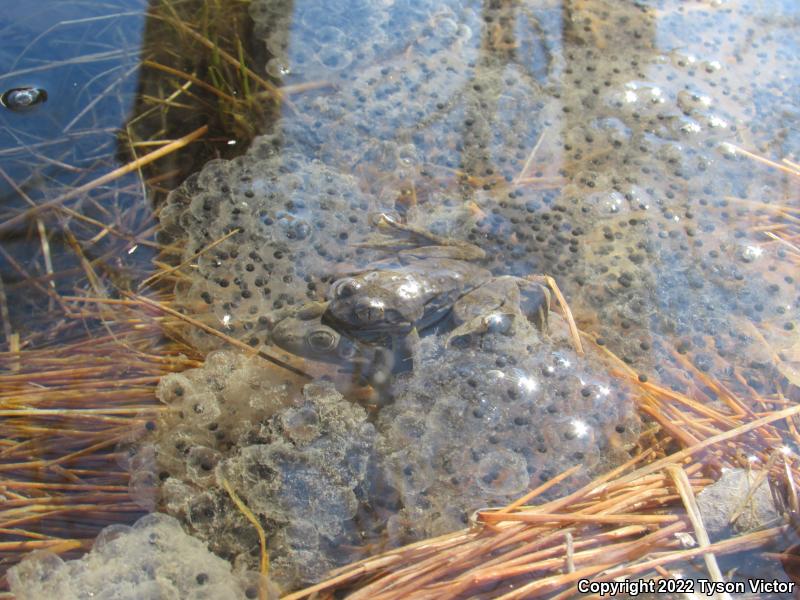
[0,309,201,594]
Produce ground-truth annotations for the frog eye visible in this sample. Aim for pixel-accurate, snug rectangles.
[334,279,359,299]
[306,330,336,351]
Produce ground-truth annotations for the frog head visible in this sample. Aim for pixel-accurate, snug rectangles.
[271,302,362,363]
[326,273,424,332]
[271,301,395,386]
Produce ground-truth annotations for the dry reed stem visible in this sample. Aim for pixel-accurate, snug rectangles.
[724,144,800,178]
[0,125,208,235]
[728,454,778,528]
[666,465,728,596]
[139,227,240,289]
[0,304,201,585]
[479,512,679,525]
[540,275,583,356]
[494,464,583,514]
[142,59,239,104]
[278,80,335,95]
[127,293,312,379]
[221,477,269,600]
[725,194,800,215]
[153,13,287,107]
[604,526,783,581]
[292,386,799,599]
[514,130,546,183]
[490,523,688,600]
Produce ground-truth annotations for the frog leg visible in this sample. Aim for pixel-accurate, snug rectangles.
[392,327,422,371]
[444,275,552,346]
[356,213,487,260]
[524,274,583,355]
[373,212,451,245]
[402,244,487,261]
[513,276,551,332]
[355,238,486,261]
[293,301,329,319]
[445,311,520,346]
[445,278,520,345]
[364,347,395,388]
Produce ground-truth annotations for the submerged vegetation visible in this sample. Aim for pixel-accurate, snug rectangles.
[0,0,279,593]
[123,0,284,191]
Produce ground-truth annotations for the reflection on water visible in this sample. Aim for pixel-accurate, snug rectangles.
[0,1,150,331]
[4,0,800,597]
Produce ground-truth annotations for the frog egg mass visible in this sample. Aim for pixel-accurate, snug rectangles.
[15,0,795,594]
[158,141,391,351]
[379,317,640,539]
[128,351,382,591]
[8,513,276,600]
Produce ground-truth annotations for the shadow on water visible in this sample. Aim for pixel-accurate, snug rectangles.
[0,0,280,338]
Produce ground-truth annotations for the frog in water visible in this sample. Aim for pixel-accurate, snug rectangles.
[271,301,395,386]
[272,213,551,375]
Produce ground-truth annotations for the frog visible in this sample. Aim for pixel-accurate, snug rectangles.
[270,301,396,386]
[272,213,551,375]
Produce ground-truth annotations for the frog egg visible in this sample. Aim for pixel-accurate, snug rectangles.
[157,373,193,405]
[669,49,698,70]
[186,446,222,483]
[91,523,133,554]
[281,406,321,444]
[265,30,290,57]
[583,190,628,217]
[277,216,312,241]
[287,44,315,74]
[677,89,713,114]
[656,142,686,167]
[316,47,353,71]
[265,58,292,78]
[180,390,222,426]
[542,351,574,377]
[128,468,159,510]
[298,4,335,29]
[6,550,65,591]
[1,87,47,111]
[396,143,420,169]
[474,449,529,496]
[485,312,515,335]
[434,17,459,40]
[316,25,346,47]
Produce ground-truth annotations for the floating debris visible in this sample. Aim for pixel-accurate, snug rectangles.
[0,87,47,111]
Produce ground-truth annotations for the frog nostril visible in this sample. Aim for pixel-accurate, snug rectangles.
[355,302,384,323]
[337,340,357,359]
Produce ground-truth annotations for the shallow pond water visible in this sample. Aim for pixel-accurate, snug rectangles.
[2,0,800,598]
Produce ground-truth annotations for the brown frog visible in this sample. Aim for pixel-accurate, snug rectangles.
[272,213,550,375]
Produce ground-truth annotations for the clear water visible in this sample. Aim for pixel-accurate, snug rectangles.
[2,0,800,597]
